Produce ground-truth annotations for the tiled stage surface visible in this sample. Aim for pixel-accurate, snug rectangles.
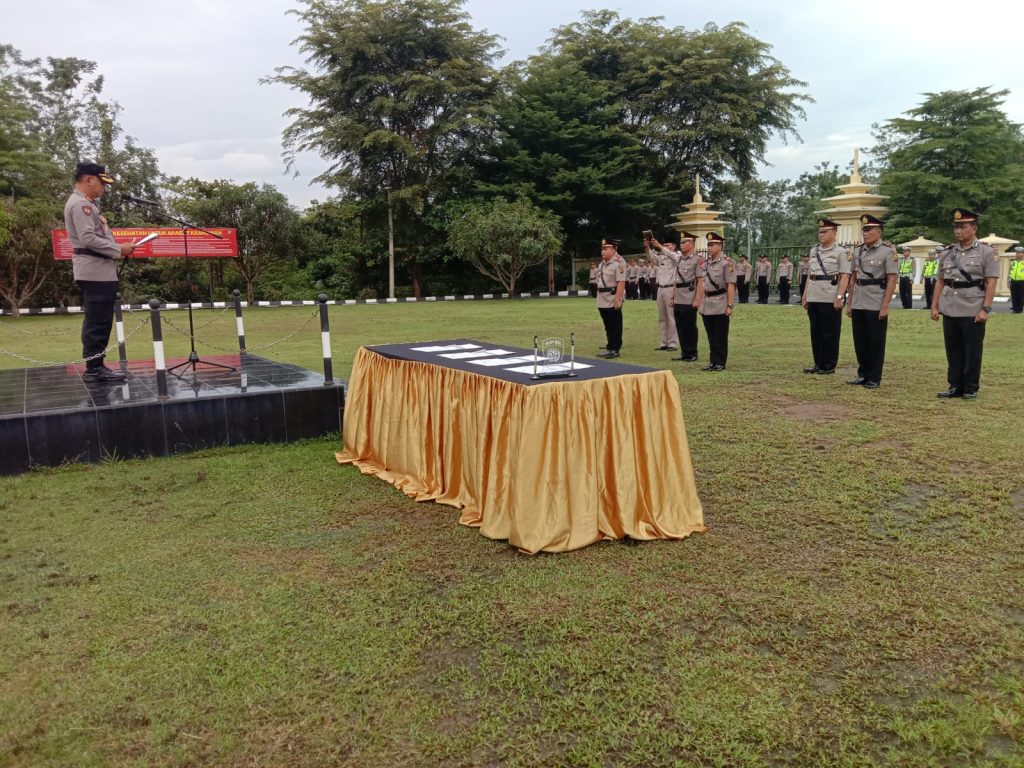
[0,355,345,475]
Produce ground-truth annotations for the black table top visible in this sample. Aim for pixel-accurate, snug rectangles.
[365,339,656,385]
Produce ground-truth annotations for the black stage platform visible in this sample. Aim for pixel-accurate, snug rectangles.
[0,355,344,475]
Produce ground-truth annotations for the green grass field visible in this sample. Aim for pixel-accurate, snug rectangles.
[1,299,1022,767]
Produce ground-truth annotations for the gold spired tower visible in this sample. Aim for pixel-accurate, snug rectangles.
[669,175,730,251]
[816,149,889,245]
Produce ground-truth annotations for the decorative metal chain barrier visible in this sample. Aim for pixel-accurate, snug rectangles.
[0,315,151,367]
[158,308,321,354]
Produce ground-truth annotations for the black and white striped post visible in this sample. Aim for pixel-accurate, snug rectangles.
[318,293,333,385]
[232,289,247,354]
[114,292,128,370]
[149,298,168,399]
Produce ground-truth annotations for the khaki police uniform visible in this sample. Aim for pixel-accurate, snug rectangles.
[848,241,898,385]
[597,251,627,354]
[64,188,122,370]
[651,245,680,349]
[797,256,810,300]
[755,257,772,304]
[670,249,700,361]
[698,252,736,369]
[734,259,751,304]
[777,259,793,304]
[936,239,999,396]
[588,264,598,298]
[804,241,851,373]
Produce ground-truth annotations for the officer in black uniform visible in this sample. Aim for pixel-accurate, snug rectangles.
[64,162,134,383]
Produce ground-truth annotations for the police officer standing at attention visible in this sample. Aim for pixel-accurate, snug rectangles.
[588,261,598,298]
[735,255,752,304]
[922,248,940,309]
[1008,245,1024,313]
[626,259,639,300]
[647,231,680,351]
[777,255,793,304]
[797,254,811,301]
[802,217,851,375]
[65,161,134,383]
[695,232,736,371]
[755,254,772,304]
[931,208,999,399]
[845,215,898,389]
[596,238,627,359]
[898,246,915,308]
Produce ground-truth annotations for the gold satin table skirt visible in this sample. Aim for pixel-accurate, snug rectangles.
[336,346,705,553]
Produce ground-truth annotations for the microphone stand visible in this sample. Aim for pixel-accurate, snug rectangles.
[122,196,235,379]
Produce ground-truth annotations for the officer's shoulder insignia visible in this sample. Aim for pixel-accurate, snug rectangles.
[81,205,92,216]
[727,262,734,272]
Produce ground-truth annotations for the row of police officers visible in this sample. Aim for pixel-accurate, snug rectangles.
[595,208,1003,397]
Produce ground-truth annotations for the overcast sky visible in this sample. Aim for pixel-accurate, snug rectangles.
[5,0,1024,209]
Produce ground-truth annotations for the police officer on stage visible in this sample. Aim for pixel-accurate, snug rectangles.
[1009,245,1024,314]
[695,232,736,371]
[802,217,851,375]
[596,238,627,359]
[898,246,915,308]
[922,248,940,309]
[932,208,999,399]
[65,161,134,383]
[845,215,898,389]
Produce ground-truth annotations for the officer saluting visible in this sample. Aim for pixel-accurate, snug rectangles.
[845,215,898,389]
[802,217,851,375]
[932,208,999,399]
[695,232,736,371]
[65,162,134,383]
[596,238,627,359]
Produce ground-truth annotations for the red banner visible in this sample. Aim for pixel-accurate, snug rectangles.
[51,228,239,260]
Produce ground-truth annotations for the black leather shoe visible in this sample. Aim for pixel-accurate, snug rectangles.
[803,366,819,374]
[600,351,620,359]
[655,345,673,351]
[862,381,880,389]
[846,377,866,385]
[937,388,962,398]
[702,364,715,371]
[712,365,726,371]
[816,368,835,375]
[682,356,698,362]
[962,391,977,400]
[83,366,127,383]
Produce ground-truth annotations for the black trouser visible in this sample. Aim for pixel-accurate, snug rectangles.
[924,278,936,309]
[899,276,913,308]
[77,280,118,370]
[851,308,888,384]
[627,282,638,300]
[599,306,623,352]
[807,301,842,371]
[736,277,749,304]
[673,303,699,359]
[1011,281,1024,313]
[702,313,730,367]
[778,277,791,304]
[799,276,807,301]
[942,315,986,394]
[757,276,769,304]
[588,281,597,298]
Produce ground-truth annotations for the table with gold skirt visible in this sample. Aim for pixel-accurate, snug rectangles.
[336,340,705,553]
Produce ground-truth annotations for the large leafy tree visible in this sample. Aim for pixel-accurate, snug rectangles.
[446,197,563,297]
[267,0,502,296]
[0,198,61,314]
[873,87,1024,243]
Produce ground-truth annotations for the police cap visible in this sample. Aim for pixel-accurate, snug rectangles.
[74,162,115,184]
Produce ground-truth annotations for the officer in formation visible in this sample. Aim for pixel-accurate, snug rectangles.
[638,259,652,300]
[595,238,627,359]
[1009,246,1024,313]
[797,254,811,300]
[755,254,772,304]
[922,248,940,309]
[696,232,736,370]
[64,161,135,383]
[626,259,640,300]
[898,246,915,308]
[735,255,752,303]
[845,214,898,389]
[648,231,700,362]
[931,208,999,399]
[588,262,598,297]
[777,255,793,304]
[647,232,680,351]
[802,217,851,375]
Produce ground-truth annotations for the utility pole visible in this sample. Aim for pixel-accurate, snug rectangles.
[387,188,395,299]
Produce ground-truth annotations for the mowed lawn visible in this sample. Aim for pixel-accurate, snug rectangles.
[1,299,1022,767]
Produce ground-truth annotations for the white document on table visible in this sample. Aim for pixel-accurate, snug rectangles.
[411,344,481,352]
[504,363,593,374]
